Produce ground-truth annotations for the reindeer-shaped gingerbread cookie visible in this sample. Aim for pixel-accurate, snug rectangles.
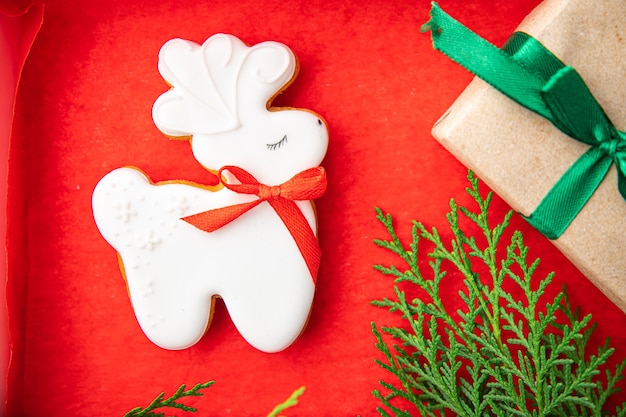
[92,34,328,352]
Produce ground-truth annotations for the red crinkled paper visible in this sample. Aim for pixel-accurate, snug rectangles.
[3,0,625,415]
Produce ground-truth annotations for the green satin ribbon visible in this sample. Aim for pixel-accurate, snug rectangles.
[423,3,626,239]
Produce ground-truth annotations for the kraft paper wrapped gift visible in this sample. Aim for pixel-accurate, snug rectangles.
[431,0,626,311]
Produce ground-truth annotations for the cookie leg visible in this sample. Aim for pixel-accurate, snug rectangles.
[222,269,315,353]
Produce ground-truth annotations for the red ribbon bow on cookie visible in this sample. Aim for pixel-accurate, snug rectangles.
[182,166,327,284]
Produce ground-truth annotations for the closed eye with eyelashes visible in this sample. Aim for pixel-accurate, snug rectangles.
[266,135,287,150]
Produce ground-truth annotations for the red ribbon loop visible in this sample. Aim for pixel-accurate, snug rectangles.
[182,166,327,284]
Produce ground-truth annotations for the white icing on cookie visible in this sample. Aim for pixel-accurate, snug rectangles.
[92,34,328,352]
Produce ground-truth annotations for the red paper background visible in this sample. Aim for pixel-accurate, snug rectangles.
[4,0,626,415]
[0,2,43,414]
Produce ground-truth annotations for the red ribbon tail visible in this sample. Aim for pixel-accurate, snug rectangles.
[182,201,258,232]
[270,200,321,284]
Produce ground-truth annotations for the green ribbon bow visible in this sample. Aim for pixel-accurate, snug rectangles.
[423,3,626,239]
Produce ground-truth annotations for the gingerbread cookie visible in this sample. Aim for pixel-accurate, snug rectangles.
[92,34,328,352]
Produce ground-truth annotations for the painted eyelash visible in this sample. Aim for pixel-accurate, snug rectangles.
[266,135,287,151]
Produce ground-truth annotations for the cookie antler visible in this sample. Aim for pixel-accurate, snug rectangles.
[152,34,297,137]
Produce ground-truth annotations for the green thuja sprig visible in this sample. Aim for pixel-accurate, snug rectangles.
[266,386,306,417]
[123,381,214,417]
[372,171,626,417]
[123,382,305,417]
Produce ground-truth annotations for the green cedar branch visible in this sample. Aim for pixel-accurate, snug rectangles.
[123,381,214,417]
[266,386,306,417]
[372,171,626,417]
[123,383,306,417]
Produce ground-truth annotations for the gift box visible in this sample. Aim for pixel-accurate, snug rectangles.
[431,0,626,312]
